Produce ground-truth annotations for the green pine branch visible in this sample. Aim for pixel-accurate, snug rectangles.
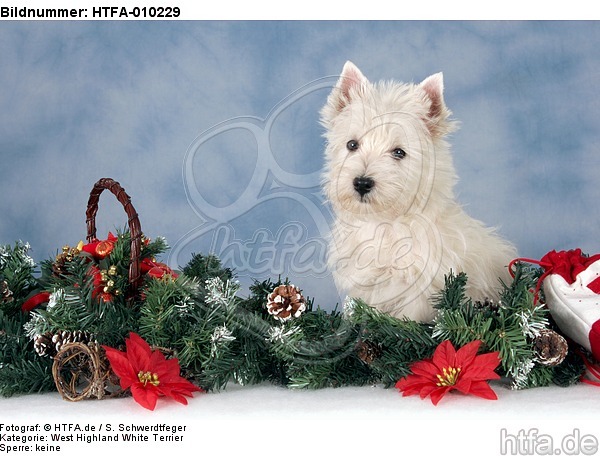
[348,298,437,386]
[0,241,39,317]
[0,310,54,397]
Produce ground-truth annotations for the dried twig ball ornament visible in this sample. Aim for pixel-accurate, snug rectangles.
[534,329,568,366]
[266,284,307,322]
[52,342,122,401]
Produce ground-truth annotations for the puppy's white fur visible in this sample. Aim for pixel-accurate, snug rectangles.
[322,62,517,322]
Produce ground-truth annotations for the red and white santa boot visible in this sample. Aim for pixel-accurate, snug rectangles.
[539,249,600,364]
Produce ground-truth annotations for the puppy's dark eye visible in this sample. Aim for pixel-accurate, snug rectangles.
[392,147,406,160]
[346,139,359,151]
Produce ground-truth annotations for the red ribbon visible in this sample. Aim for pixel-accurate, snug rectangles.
[81,232,117,260]
[21,292,51,312]
[141,258,178,279]
[577,349,600,387]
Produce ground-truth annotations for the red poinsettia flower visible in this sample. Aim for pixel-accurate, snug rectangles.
[82,232,117,260]
[141,257,179,279]
[102,332,202,411]
[395,339,500,405]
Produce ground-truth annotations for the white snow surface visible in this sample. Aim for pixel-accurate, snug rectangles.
[2,382,600,455]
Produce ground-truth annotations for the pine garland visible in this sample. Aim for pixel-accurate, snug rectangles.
[0,234,587,398]
[0,241,38,317]
[182,252,233,285]
[270,305,369,389]
[347,299,437,386]
[138,275,199,350]
[0,242,55,396]
[0,310,54,396]
[431,266,583,389]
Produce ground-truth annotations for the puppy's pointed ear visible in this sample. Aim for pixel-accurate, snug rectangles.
[419,72,455,136]
[337,61,368,105]
[322,61,369,121]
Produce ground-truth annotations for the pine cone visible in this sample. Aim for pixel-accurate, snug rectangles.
[34,330,96,358]
[473,298,501,313]
[0,280,13,304]
[534,329,568,366]
[356,339,382,365]
[34,333,54,357]
[266,284,307,322]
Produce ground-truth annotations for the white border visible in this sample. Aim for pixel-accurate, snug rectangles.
[0,0,597,20]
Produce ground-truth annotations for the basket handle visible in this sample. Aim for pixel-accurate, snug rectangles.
[85,178,142,296]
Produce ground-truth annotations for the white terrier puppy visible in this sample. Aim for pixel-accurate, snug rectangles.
[321,61,517,322]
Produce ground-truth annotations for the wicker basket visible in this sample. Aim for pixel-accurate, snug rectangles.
[86,177,143,300]
[52,178,142,401]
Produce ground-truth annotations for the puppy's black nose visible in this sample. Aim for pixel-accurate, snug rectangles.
[353,176,375,196]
